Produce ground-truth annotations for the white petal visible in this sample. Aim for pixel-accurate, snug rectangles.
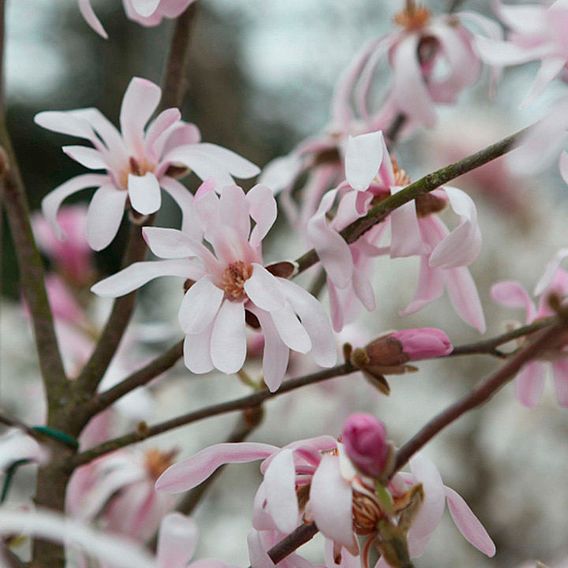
[244,265,285,312]
[345,131,384,191]
[131,0,161,17]
[157,513,198,568]
[63,145,108,169]
[184,330,214,375]
[210,300,247,374]
[128,172,162,215]
[194,143,260,178]
[86,184,127,250]
[178,278,224,334]
[78,0,108,38]
[270,303,312,354]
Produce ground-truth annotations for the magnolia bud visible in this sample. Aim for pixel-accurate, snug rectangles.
[342,413,389,478]
[390,328,453,360]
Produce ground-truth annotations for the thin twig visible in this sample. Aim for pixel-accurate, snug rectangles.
[72,363,356,467]
[294,127,526,275]
[393,323,565,473]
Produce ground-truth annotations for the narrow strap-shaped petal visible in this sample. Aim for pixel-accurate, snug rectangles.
[42,174,109,239]
[521,57,566,108]
[145,108,182,157]
[178,278,224,335]
[157,513,198,568]
[244,265,285,312]
[345,132,384,191]
[193,143,260,178]
[142,227,207,260]
[445,266,486,333]
[130,0,161,17]
[78,0,108,38]
[128,172,162,215]
[264,449,300,534]
[155,443,278,493]
[400,257,445,316]
[165,145,235,187]
[91,259,199,297]
[534,248,568,296]
[247,184,277,247]
[159,176,202,239]
[63,145,108,170]
[86,184,127,251]
[247,530,275,568]
[258,154,303,194]
[219,184,251,241]
[445,487,496,557]
[490,280,536,322]
[183,329,214,375]
[120,77,161,156]
[552,359,568,407]
[389,185,426,258]
[270,303,312,354]
[309,455,355,552]
[515,361,547,408]
[210,300,247,374]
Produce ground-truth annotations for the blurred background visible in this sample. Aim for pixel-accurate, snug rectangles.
[2,1,568,566]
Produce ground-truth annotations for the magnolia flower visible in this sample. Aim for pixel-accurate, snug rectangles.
[67,447,177,542]
[475,0,568,106]
[156,437,494,565]
[491,253,568,407]
[79,0,198,39]
[36,77,259,251]
[32,205,94,287]
[308,131,484,332]
[506,94,568,185]
[331,4,500,133]
[92,183,336,391]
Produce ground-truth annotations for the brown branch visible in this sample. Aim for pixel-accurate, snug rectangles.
[84,340,184,416]
[72,363,356,467]
[393,322,565,473]
[294,127,526,275]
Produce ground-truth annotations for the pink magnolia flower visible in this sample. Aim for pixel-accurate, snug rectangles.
[36,77,259,251]
[332,5,499,133]
[92,183,336,391]
[67,447,177,542]
[491,253,568,407]
[475,0,568,106]
[308,131,485,332]
[32,205,94,287]
[156,439,494,565]
[342,414,389,478]
[79,0,198,39]
[389,328,453,360]
[506,94,568,186]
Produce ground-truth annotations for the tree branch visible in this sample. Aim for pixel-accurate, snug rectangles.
[393,322,565,473]
[73,363,356,467]
[294,127,525,275]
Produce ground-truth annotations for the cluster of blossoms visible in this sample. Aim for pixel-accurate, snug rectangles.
[3,0,568,567]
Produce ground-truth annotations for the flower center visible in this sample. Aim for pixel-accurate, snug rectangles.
[392,157,411,186]
[118,156,155,189]
[352,489,384,535]
[144,448,178,481]
[221,261,253,301]
[394,4,431,31]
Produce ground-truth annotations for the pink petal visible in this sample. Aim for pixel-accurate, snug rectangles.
[277,278,337,368]
[78,0,108,38]
[165,145,234,186]
[264,449,300,534]
[179,278,224,334]
[270,303,312,354]
[142,226,204,259]
[445,487,495,557]
[63,145,107,170]
[157,513,198,568]
[429,187,481,268]
[86,184,127,250]
[120,77,161,156]
[552,359,568,407]
[42,174,109,239]
[408,453,446,557]
[307,189,353,289]
[515,361,547,408]
[534,248,568,296]
[219,184,250,241]
[345,132,384,191]
[155,443,278,494]
[521,57,566,108]
[210,300,247,374]
[247,184,278,247]
[389,186,426,258]
[145,108,182,157]
[474,36,545,66]
[35,110,94,140]
[128,172,162,215]
[309,455,354,552]
[193,143,260,179]
[251,307,289,392]
[490,281,535,321]
[400,257,445,316]
[184,330,214,374]
[258,154,303,194]
[247,530,275,568]
[244,265,285,312]
[91,259,199,297]
[446,267,486,333]
[160,176,200,238]
[131,0,161,17]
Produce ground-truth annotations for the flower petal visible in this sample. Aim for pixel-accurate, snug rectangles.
[128,172,162,215]
[165,145,234,186]
[63,145,107,170]
[264,449,300,534]
[160,176,201,239]
[552,359,568,407]
[131,0,161,17]
[490,281,535,321]
[446,267,486,333]
[244,265,285,312]
[157,513,198,568]
[142,226,205,259]
[86,184,127,250]
[193,143,260,178]
[270,303,312,354]
[155,443,278,493]
[309,455,354,552]
[78,0,108,38]
[91,259,198,297]
[515,361,547,408]
[445,487,495,557]
[389,186,426,258]
[210,300,247,374]
[184,330,214,375]
[345,132,384,191]
[179,278,224,334]
[534,248,568,296]
[42,174,109,239]
[247,184,278,247]
[258,154,303,194]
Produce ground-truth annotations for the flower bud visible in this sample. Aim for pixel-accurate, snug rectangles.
[342,413,389,478]
[390,328,453,360]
